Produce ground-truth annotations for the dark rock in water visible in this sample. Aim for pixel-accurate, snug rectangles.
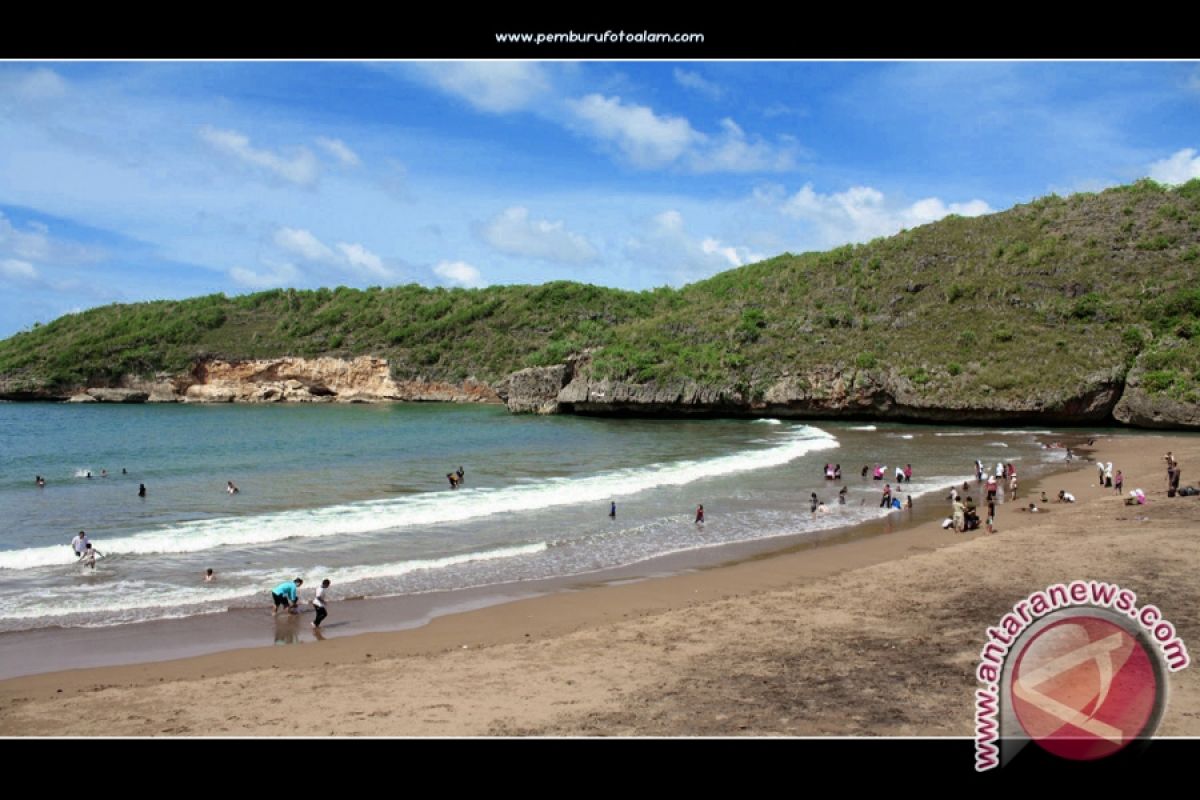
[86,388,149,403]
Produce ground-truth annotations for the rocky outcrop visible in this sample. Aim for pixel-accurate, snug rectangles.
[181,357,501,404]
[544,356,1127,424]
[499,363,575,414]
[86,388,150,403]
[1113,367,1200,429]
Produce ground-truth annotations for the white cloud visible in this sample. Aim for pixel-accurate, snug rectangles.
[1148,148,1200,185]
[316,136,361,167]
[673,68,723,99]
[274,227,337,262]
[412,62,550,113]
[566,94,699,168]
[229,262,300,289]
[336,242,390,278]
[779,183,992,246]
[626,209,765,284]
[1,258,38,281]
[199,125,318,185]
[433,260,484,288]
[271,226,392,279]
[689,118,797,174]
[480,206,597,263]
[0,212,103,266]
[566,96,795,173]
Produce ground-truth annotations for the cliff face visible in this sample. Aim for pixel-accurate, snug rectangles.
[503,355,1132,426]
[9,357,501,405]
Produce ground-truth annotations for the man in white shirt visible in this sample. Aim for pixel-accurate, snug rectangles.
[71,531,89,558]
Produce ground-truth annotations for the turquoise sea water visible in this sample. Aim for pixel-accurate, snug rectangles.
[0,403,1068,631]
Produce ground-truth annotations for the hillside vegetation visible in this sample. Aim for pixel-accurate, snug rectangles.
[3,179,1200,408]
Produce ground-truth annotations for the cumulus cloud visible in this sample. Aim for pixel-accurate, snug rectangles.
[270,226,393,280]
[336,242,389,278]
[0,258,38,281]
[0,212,103,266]
[316,136,361,167]
[566,94,698,169]
[411,62,550,113]
[688,118,797,173]
[673,68,724,99]
[626,209,765,284]
[433,260,484,288]
[274,227,337,262]
[1148,148,1200,185]
[566,95,794,173]
[779,183,992,246]
[479,206,598,263]
[229,262,300,289]
[199,125,318,185]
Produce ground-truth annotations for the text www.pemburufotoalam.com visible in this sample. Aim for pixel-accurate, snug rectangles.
[495,30,705,45]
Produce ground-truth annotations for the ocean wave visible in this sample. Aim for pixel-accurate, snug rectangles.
[751,418,782,425]
[848,425,877,431]
[0,542,548,622]
[0,426,837,570]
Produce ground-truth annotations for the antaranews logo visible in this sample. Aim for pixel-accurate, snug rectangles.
[974,581,1189,770]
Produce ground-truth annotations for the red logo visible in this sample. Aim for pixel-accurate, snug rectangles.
[1012,616,1160,760]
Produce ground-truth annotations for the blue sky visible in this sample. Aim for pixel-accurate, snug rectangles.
[1,60,1198,336]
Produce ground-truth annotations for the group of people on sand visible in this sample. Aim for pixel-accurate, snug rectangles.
[270,577,333,629]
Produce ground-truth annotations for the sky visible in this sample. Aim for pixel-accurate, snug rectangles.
[1,60,1198,337]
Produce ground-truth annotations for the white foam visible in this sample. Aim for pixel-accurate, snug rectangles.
[934,432,985,437]
[752,418,782,425]
[0,426,838,570]
[848,425,877,431]
[987,442,1010,448]
[2,542,548,622]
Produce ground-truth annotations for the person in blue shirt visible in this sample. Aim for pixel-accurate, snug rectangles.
[271,577,304,616]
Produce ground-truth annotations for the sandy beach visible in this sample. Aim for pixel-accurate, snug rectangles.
[2,433,1198,736]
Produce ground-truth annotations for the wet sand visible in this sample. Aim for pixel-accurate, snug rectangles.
[2,434,1197,736]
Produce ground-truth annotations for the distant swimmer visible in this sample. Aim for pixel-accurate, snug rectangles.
[270,577,303,616]
[226,481,239,495]
[138,483,147,498]
[204,568,216,583]
[71,530,90,558]
[85,471,92,479]
[447,473,460,489]
[122,468,127,475]
[79,543,102,569]
[35,475,45,487]
[695,504,704,524]
[100,469,108,478]
[609,501,616,519]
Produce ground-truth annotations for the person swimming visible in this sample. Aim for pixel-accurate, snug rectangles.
[226,481,239,494]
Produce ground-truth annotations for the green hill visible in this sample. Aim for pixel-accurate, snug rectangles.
[3,179,1200,417]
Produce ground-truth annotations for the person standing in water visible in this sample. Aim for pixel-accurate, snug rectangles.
[447,473,460,489]
[312,579,331,629]
[695,504,704,524]
[79,543,102,569]
[456,466,465,485]
[71,530,89,558]
[609,501,616,519]
[138,483,146,498]
[226,481,239,494]
[204,568,216,582]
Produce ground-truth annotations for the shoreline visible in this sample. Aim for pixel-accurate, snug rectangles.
[0,436,1069,681]
[2,432,1197,736]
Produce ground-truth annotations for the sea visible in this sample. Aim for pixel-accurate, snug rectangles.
[0,402,1071,634]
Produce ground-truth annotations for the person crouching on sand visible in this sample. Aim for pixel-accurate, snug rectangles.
[271,577,303,616]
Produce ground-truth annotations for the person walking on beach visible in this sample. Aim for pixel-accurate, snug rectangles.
[609,501,616,519]
[1009,473,1018,500]
[312,579,331,629]
[1115,470,1124,494]
[270,577,304,616]
[71,530,89,558]
[695,504,704,524]
[1104,462,1114,488]
[986,498,996,534]
[1098,461,1106,486]
[880,483,892,508]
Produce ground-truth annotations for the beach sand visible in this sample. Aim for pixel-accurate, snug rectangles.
[2,434,1197,736]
